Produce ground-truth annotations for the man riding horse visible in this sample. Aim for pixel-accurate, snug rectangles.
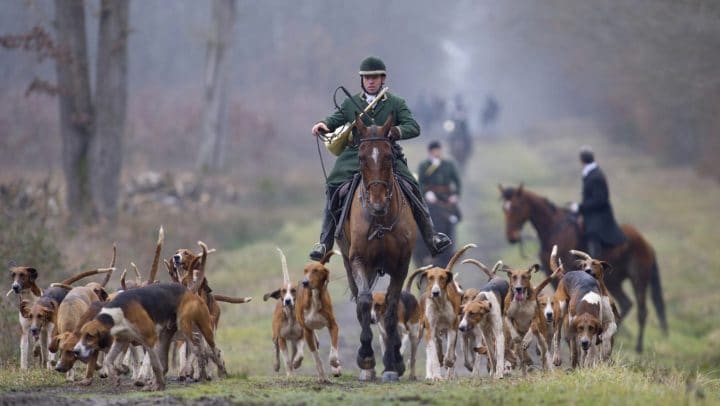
[310,57,452,261]
[572,146,626,258]
[415,140,462,266]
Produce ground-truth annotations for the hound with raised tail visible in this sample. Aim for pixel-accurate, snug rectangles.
[264,248,304,376]
[551,249,605,368]
[296,251,342,382]
[501,261,557,373]
[405,243,476,380]
[458,259,509,379]
[568,249,618,361]
[74,241,226,391]
[370,289,423,380]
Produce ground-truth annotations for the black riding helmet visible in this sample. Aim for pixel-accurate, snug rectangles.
[359,56,386,95]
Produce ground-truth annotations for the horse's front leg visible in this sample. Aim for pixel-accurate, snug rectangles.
[381,275,405,382]
[353,258,375,381]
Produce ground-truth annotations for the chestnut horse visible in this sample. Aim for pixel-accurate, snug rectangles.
[498,184,668,353]
[338,113,417,382]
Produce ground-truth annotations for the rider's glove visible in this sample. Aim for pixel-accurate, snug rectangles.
[570,202,579,213]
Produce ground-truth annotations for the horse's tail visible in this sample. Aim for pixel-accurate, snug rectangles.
[649,258,668,335]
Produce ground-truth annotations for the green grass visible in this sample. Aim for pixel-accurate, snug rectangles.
[2,119,719,403]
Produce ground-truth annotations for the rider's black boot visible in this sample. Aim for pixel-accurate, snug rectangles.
[399,178,452,256]
[309,187,339,261]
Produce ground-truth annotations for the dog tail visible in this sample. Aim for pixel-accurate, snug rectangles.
[147,226,164,285]
[446,243,477,273]
[405,264,433,292]
[119,269,128,291]
[190,241,208,294]
[213,294,252,304]
[100,243,117,287]
[649,259,668,335]
[60,267,113,286]
[130,262,143,285]
[460,258,494,281]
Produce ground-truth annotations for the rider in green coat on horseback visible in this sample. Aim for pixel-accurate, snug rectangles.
[309,56,452,261]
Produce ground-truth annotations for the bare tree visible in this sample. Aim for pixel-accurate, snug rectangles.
[91,0,129,220]
[54,0,95,225]
[197,0,236,173]
[53,0,129,224]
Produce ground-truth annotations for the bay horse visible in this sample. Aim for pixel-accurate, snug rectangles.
[338,113,417,382]
[498,183,668,353]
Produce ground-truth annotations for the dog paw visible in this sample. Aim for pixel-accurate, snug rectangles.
[553,355,562,367]
[330,357,341,369]
[331,366,342,377]
[273,363,280,372]
[133,379,146,387]
[77,378,93,386]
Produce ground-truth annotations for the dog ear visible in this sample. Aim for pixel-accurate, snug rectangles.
[446,270,454,283]
[28,268,38,281]
[529,264,541,274]
[98,331,111,350]
[19,300,32,319]
[96,288,109,302]
[595,320,604,345]
[517,182,524,195]
[49,333,61,354]
[263,289,281,301]
[600,261,612,275]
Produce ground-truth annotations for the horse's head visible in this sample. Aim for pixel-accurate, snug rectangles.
[498,183,529,244]
[356,113,398,216]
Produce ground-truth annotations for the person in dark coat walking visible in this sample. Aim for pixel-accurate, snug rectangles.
[572,146,626,258]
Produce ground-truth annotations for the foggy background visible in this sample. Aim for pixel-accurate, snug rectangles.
[3,0,718,178]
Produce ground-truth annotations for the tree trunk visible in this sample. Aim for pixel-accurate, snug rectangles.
[54,0,95,225]
[91,0,129,221]
[197,0,236,173]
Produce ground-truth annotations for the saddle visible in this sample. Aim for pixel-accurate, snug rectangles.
[331,174,361,242]
[332,173,415,242]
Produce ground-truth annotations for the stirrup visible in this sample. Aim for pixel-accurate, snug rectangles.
[309,243,327,261]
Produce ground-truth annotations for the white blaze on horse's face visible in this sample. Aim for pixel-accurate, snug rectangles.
[371,147,379,165]
[503,201,512,212]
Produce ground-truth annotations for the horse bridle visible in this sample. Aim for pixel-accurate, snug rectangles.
[358,132,406,240]
[358,132,395,205]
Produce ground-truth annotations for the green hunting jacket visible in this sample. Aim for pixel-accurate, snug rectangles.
[322,92,420,188]
[418,159,462,198]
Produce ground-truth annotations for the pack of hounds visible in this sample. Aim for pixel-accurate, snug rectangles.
[8,227,619,390]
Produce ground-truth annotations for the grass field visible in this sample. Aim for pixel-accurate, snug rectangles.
[1,119,719,404]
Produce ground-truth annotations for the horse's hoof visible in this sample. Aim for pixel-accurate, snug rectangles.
[381,371,399,383]
[359,369,376,382]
